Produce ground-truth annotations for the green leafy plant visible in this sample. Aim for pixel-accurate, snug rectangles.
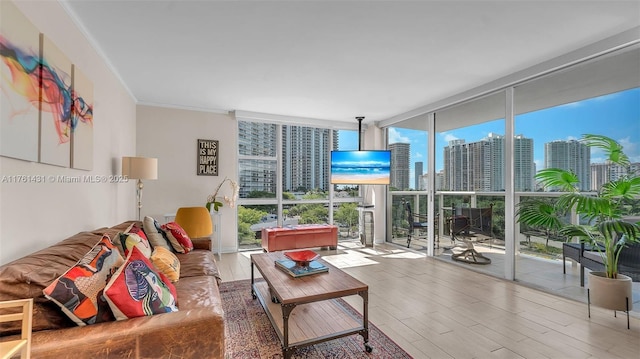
[517,134,640,278]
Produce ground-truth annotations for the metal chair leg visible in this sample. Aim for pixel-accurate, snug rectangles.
[587,289,591,318]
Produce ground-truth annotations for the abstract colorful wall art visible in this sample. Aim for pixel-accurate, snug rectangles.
[1,1,94,170]
[0,1,40,162]
[71,65,94,170]
[39,34,72,168]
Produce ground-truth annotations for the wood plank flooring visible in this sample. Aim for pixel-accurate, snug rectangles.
[217,243,640,359]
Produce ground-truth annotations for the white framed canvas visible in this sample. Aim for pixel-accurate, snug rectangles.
[71,65,94,170]
[0,1,41,162]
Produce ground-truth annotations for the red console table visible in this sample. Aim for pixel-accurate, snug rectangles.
[261,224,338,252]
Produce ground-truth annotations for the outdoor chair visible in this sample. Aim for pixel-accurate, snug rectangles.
[405,201,438,248]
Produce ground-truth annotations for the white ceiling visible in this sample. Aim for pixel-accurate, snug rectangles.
[62,0,640,126]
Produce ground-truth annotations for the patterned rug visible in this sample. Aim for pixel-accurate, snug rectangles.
[220,279,412,358]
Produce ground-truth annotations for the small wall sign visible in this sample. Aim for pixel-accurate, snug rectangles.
[197,139,218,176]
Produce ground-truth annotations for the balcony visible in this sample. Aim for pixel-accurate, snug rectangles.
[390,191,640,315]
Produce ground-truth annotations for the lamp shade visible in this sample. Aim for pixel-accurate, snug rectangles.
[122,157,158,180]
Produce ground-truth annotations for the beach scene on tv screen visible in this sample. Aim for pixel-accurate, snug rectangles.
[331,151,390,184]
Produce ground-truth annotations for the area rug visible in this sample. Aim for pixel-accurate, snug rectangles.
[221,279,412,358]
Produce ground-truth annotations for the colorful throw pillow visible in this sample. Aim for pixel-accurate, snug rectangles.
[119,232,152,258]
[104,247,178,320]
[127,224,148,241]
[150,247,181,282]
[43,235,124,326]
[143,216,172,252]
[161,222,193,253]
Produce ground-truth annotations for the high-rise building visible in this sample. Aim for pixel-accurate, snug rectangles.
[238,121,278,198]
[389,142,410,190]
[443,133,534,191]
[545,140,590,191]
[435,170,445,191]
[514,135,535,191]
[415,162,423,190]
[282,125,337,192]
[591,162,640,190]
[238,121,338,197]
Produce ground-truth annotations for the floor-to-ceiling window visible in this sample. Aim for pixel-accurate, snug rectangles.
[382,43,639,302]
[387,127,430,248]
[237,118,362,250]
[513,45,640,295]
[433,91,506,278]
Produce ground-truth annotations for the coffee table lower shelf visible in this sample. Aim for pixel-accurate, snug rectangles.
[252,281,370,358]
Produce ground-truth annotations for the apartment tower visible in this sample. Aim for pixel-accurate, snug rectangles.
[238,121,338,197]
[544,140,590,191]
[415,161,424,190]
[443,134,534,191]
[389,142,410,190]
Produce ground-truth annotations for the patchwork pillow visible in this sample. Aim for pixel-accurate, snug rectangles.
[104,246,179,320]
[43,235,124,326]
[119,232,152,258]
[150,247,181,282]
[143,216,172,252]
[161,221,193,253]
[127,224,148,241]
[113,222,137,255]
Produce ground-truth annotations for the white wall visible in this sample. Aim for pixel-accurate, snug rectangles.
[0,1,137,264]
[136,105,238,253]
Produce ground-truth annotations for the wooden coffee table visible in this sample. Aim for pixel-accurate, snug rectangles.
[250,252,371,358]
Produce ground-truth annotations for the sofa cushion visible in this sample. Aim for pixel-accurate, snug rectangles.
[161,221,193,253]
[150,247,181,282]
[143,216,173,252]
[104,247,178,320]
[176,250,221,283]
[42,235,124,326]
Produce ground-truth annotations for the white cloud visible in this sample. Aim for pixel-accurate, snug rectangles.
[619,137,639,163]
[589,136,639,163]
[388,128,410,144]
[414,152,423,159]
[440,132,459,143]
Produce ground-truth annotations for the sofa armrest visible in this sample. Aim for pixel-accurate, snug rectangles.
[29,276,225,359]
[191,237,212,251]
[28,306,225,359]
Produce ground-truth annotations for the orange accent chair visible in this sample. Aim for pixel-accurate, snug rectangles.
[175,207,213,238]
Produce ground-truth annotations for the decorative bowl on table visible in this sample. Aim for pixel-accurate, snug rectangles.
[284,250,319,267]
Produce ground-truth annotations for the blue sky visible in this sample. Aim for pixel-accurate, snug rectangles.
[341,87,640,189]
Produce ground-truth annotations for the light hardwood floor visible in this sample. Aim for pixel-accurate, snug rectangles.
[217,242,640,359]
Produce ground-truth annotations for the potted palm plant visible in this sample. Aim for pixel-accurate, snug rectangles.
[517,134,640,313]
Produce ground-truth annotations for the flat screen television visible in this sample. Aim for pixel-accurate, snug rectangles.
[330,150,391,185]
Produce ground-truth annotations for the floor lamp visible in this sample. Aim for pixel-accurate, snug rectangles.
[122,156,158,220]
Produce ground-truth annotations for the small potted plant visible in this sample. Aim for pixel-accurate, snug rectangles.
[206,177,239,213]
[518,134,640,312]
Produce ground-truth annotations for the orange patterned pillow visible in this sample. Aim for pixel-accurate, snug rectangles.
[43,235,124,325]
[150,246,181,282]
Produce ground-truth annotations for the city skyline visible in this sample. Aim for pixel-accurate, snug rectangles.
[384,87,639,189]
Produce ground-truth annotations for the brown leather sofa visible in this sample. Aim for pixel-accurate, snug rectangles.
[261,224,338,252]
[0,221,225,358]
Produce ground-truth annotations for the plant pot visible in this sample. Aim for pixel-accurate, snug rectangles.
[587,272,633,311]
